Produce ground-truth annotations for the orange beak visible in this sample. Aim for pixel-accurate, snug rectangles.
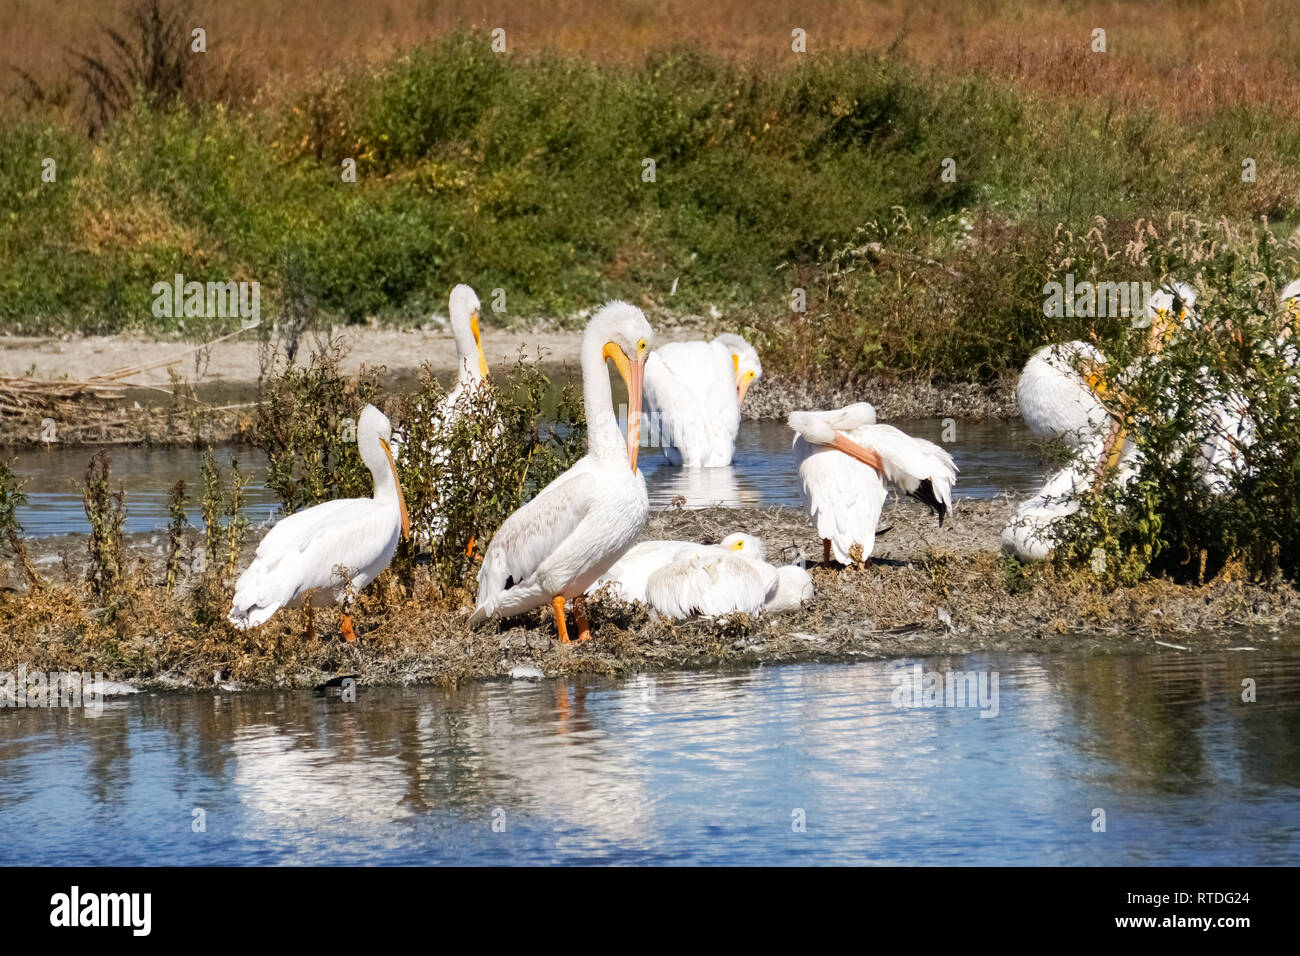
[830,433,885,478]
[626,355,645,473]
[737,375,753,407]
[380,438,410,540]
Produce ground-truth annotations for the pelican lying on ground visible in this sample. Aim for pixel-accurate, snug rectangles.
[643,332,761,467]
[722,532,815,613]
[228,404,409,641]
[469,302,653,643]
[645,542,775,620]
[789,403,957,566]
[399,284,499,550]
[591,530,811,612]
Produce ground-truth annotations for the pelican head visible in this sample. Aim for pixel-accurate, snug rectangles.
[449,284,488,381]
[1281,278,1300,325]
[1145,281,1197,343]
[720,532,766,561]
[713,333,762,406]
[590,301,654,472]
[357,403,410,541]
[788,404,884,476]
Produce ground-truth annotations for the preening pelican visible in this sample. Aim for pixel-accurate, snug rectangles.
[1003,280,1241,560]
[788,403,956,565]
[643,332,761,467]
[1016,341,1109,447]
[399,284,498,548]
[229,404,409,641]
[469,302,653,643]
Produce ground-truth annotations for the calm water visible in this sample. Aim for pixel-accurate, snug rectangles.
[10,420,1047,537]
[1,652,1296,865]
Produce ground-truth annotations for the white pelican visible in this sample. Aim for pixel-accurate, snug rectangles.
[229,404,409,641]
[469,302,653,643]
[788,403,957,566]
[721,532,814,613]
[399,284,497,550]
[643,332,761,467]
[645,545,774,620]
[590,528,808,613]
[1016,341,1110,447]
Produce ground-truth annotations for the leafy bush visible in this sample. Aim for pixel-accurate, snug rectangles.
[392,353,586,591]
[1051,217,1300,583]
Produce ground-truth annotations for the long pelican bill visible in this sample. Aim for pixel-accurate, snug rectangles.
[737,370,754,406]
[471,311,489,379]
[379,437,411,540]
[603,341,645,472]
[829,432,885,478]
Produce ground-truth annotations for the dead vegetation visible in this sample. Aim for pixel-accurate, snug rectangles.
[4,500,1298,692]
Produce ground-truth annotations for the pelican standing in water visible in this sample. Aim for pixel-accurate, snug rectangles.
[643,332,761,467]
[470,302,653,643]
[788,404,956,566]
[229,404,409,641]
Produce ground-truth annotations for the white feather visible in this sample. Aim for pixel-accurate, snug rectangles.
[229,405,404,628]
[471,303,654,626]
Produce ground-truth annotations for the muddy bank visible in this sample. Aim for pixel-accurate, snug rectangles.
[0,321,1018,446]
[4,500,1297,693]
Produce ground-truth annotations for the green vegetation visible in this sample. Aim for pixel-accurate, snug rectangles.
[78,452,126,601]
[1050,218,1300,584]
[5,30,1300,384]
[392,354,586,592]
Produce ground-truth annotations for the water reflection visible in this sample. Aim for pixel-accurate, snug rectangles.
[13,421,1048,535]
[0,650,1296,864]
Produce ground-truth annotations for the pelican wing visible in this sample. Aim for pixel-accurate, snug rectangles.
[1017,342,1109,446]
[590,539,693,602]
[646,553,768,619]
[847,423,957,522]
[794,434,887,564]
[230,497,398,628]
[644,341,740,466]
[471,466,594,621]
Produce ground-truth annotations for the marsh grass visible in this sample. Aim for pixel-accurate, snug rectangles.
[0,458,42,591]
[163,478,187,593]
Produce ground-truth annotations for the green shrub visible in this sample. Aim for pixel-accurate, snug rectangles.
[1052,218,1300,583]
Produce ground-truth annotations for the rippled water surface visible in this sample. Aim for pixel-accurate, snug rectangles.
[11,420,1046,536]
[1,652,1296,865]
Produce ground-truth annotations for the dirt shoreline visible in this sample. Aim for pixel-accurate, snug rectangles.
[4,500,1296,693]
[0,325,1018,447]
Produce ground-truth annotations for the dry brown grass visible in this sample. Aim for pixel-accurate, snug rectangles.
[5,0,1299,118]
[5,500,1300,690]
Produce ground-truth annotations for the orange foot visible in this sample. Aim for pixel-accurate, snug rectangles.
[341,611,357,643]
[573,595,592,643]
[552,595,570,644]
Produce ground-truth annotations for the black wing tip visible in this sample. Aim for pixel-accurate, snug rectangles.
[909,478,947,526]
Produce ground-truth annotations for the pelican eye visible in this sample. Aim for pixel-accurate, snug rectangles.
[637,338,647,354]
